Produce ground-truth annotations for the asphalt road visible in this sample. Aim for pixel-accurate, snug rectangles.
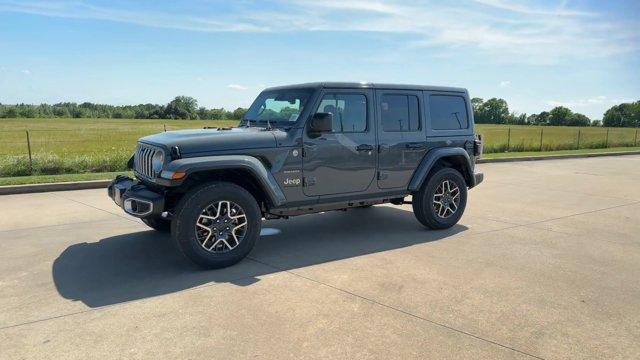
[1,156,639,359]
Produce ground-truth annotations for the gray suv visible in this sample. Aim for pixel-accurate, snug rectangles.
[109,82,484,268]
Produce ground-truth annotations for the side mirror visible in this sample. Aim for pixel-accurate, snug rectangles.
[308,112,333,136]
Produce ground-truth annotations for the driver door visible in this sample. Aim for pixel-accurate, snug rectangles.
[302,89,376,197]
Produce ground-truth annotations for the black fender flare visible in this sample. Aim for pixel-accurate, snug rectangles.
[159,155,287,206]
[407,148,476,192]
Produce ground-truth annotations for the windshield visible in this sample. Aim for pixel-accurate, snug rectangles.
[242,89,313,125]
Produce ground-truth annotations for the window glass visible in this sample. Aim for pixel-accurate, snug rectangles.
[429,95,469,130]
[381,95,420,132]
[315,94,367,132]
[243,89,312,124]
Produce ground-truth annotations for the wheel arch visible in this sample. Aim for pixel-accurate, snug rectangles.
[408,148,475,192]
[163,155,287,209]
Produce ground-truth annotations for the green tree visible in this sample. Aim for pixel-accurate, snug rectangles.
[477,98,510,124]
[471,97,484,113]
[164,96,198,119]
[232,107,247,120]
[567,112,591,126]
[3,107,18,118]
[548,106,572,126]
[603,101,640,127]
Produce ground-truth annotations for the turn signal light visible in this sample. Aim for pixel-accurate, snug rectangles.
[171,171,186,180]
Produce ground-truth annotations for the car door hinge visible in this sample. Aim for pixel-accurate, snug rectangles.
[303,176,316,187]
[377,171,388,180]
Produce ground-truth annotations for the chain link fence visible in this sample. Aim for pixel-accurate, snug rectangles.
[477,126,639,153]
[0,124,639,177]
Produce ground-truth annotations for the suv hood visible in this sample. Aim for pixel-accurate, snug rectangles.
[140,127,278,155]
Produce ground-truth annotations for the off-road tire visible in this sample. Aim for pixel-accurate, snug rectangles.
[413,167,467,229]
[141,216,171,232]
[171,181,261,269]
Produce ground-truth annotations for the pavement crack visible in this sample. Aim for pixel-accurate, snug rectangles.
[50,193,140,224]
[524,200,640,227]
[0,270,265,331]
[0,218,141,234]
[247,256,546,360]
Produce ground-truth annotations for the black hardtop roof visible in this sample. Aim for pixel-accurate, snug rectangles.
[264,82,467,93]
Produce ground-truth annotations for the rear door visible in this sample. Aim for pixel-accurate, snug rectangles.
[376,89,427,189]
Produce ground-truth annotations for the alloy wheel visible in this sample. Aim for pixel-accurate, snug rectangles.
[195,201,247,253]
[432,179,460,219]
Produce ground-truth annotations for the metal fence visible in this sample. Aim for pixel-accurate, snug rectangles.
[0,125,639,176]
[477,126,639,153]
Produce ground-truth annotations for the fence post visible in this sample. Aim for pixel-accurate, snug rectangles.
[25,130,33,174]
[577,129,581,149]
[163,124,167,132]
[605,128,610,148]
[635,128,638,147]
[507,127,511,151]
[539,127,544,151]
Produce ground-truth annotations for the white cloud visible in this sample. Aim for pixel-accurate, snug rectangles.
[227,84,248,91]
[544,96,637,118]
[1,0,638,64]
[546,96,635,108]
[471,0,593,16]
[21,69,30,75]
[499,80,511,88]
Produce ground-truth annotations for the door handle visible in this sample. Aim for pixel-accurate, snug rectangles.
[405,142,426,149]
[356,144,374,152]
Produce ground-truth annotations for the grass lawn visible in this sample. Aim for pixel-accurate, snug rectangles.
[0,118,638,179]
[481,146,640,159]
[0,118,638,157]
[0,171,132,186]
[476,124,639,152]
[2,147,638,186]
[0,118,237,157]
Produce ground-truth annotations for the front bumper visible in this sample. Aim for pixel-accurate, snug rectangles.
[107,175,165,218]
[472,172,484,188]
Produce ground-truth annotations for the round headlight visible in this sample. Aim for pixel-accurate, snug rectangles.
[152,151,164,174]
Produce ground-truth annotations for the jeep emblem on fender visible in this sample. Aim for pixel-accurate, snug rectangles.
[283,177,301,187]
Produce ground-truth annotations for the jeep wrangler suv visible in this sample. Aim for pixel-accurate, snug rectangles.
[108,82,483,269]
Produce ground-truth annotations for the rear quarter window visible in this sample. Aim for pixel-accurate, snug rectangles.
[429,95,469,130]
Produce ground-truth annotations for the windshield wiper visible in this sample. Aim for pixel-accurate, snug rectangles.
[241,118,278,131]
[241,119,259,128]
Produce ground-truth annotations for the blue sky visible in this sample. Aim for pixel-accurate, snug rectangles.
[0,0,638,119]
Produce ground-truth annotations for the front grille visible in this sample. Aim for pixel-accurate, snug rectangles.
[134,143,161,179]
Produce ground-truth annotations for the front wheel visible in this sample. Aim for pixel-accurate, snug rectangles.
[171,182,261,269]
[413,168,467,229]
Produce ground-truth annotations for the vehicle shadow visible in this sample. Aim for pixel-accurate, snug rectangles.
[53,206,468,307]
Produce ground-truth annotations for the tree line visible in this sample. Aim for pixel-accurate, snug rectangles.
[471,97,639,127]
[0,96,247,120]
[1,95,638,128]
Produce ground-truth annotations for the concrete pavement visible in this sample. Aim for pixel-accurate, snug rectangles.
[1,156,639,359]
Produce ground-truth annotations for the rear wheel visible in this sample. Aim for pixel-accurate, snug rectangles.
[413,167,467,229]
[141,216,171,232]
[171,182,261,269]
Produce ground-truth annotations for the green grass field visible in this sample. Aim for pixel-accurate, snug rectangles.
[0,118,638,177]
[478,124,639,152]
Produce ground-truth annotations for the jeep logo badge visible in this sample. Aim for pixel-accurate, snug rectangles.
[283,177,301,187]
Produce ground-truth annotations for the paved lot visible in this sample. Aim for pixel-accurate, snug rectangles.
[1,156,640,359]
